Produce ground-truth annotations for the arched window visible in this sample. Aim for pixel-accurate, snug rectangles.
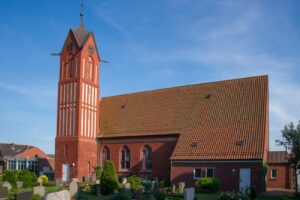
[121,145,130,169]
[102,146,110,163]
[142,145,152,169]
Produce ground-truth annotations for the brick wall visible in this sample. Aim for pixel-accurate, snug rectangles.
[98,135,178,181]
[171,161,264,193]
[267,163,291,189]
[55,137,97,180]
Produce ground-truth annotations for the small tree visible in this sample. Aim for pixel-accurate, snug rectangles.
[100,160,120,194]
[276,121,300,194]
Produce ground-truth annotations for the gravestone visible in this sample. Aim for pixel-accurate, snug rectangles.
[69,180,79,199]
[15,191,32,200]
[172,185,176,193]
[45,190,70,200]
[124,183,131,193]
[178,182,185,193]
[96,185,102,197]
[134,189,143,200]
[16,181,23,189]
[184,187,195,200]
[0,187,8,199]
[2,181,11,192]
[33,186,46,197]
[121,177,127,185]
[37,177,43,186]
[154,177,159,188]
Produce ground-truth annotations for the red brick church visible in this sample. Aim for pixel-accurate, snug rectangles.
[55,16,269,192]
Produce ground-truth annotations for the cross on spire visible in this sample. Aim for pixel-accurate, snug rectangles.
[79,2,85,28]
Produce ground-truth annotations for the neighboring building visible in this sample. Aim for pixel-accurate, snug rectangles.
[0,143,54,180]
[267,151,295,189]
[55,15,269,193]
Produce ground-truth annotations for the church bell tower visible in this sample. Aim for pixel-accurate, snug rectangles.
[55,11,99,181]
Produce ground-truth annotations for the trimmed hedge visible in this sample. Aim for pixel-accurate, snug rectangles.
[100,160,120,195]
[198,177,221,192]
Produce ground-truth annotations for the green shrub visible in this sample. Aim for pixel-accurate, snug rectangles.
[38,175,48,186]
[3,170,18,187]
[198,177,221,192]
[141,179,153,194]
[126,176,143,192]
[31,194,41,200]
[246,187,257,199]
[19,170,37,188]
[153,190,167,200]
[95,165,103,180]
[217,192,249,200]
[110,192,132,200]
[100,160,120,195]
[159,179,170,188]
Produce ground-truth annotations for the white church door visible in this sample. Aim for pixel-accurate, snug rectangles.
[62,163,70,182]
[239,168,251,192]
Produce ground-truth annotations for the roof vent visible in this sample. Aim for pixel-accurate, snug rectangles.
[121,104,126,109]
[205,94,212,99]
[236,140,245,146]
[191,142,198,148]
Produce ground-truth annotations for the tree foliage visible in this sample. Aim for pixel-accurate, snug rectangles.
[277,121,300,193]
[100,160,120,194]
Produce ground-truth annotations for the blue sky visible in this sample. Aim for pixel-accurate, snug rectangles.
[0,0,299,154]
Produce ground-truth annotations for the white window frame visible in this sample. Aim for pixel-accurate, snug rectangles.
[206,168,214,178]
[271,169,277,179]
[193,168,202,179]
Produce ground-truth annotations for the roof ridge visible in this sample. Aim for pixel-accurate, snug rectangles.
[101,74,268,99]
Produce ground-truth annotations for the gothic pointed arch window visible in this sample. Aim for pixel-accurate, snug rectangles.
[142,145,152,169]
[102,146,110,163]
[121,145,130,169]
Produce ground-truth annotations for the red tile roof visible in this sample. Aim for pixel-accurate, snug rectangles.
[99,75,268,160]
[268,151,289,163]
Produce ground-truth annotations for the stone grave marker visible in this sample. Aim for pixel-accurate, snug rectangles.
[16,181,23,189]
[15,191,32,200]
[184,187,195,200]
[1,181,11,192]
[134,189,143,200]
[178,182,185,193]
[124,182,131,193]
[0,187,8,199]
[69,180,79,199]
[45,189,70,200]
[33,186,46,197]
[37,177,43,186]
[172,185,176,193]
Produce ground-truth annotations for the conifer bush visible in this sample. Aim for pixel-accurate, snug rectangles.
[100,160,120,194]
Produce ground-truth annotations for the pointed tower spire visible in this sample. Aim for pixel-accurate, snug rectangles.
[79,2,85,29]
[74,2,89,47]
